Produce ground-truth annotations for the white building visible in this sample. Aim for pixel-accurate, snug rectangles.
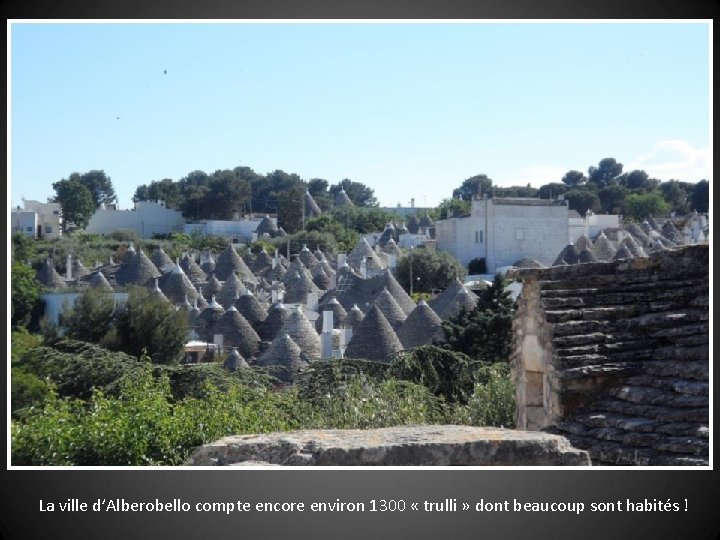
[10,199,63,240]
[85,200,185,238]
[568,210,621,244]
[434,197,571,273]
[184,216,275,244]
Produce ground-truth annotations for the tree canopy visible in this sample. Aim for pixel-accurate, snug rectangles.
[394,248,466,294]
[52,177,96,230]
[452,174,493,200]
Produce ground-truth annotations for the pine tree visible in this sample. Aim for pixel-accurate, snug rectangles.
[439,274,515,362]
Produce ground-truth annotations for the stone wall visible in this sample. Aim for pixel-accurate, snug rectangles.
[511,245,709,465]
[189,425,590,466]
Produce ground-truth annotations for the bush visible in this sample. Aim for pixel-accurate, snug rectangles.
[452,363,515,428]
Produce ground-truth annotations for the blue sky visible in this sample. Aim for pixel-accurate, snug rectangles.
[9,22,711,210]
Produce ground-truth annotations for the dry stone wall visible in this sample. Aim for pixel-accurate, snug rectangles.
[511,245,709,465]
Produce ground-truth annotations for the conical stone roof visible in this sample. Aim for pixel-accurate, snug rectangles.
[214,244,256,283]
[372,287,407,330]
[427,278,463,316]
[613,244,634,261]
[592,232,616,262]
[259,302,290,342]
[150,247,174,274]
[419,214,434,229]
[625,223,652,248]
[347,237,384,274]
[149,278,169,302]
[304,191,322,218]
[577,248,598,264]
[255,215,278,236]
[194,285,209,309]
[397,300,443,349]
[115,249,161,287]
[283,271,321,304]
[224,347,250,372]
[382,238,403,258]
[217,273,247,308]
[315,297,348,331]
[235,290,268,331]
[552,244,580,266]
[266,263,287,283]
[437,287,478,320]
[180,253,207,283]
[573,234,593,253]
[195,296,225,342]
[346,304,365,329]
[344,305,403,362]
[256,333,310,384]
[202,275,223,300]
[298,245,318,270]
[406,215,420,235]
[278,306,321,359]
[377,269,415,315]
[87,270,114,292]
[200,252,216,275]
[250,249,274,275]
[618,235,647,258]
[160,264,199,305]
[213,305,261,358]
[36,259,68,289]
[312,267,332,290]
[661,222,685,245]
[71,258,91,279]
[334,188,354,207]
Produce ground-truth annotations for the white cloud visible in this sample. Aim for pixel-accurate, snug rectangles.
[626,139,710,182]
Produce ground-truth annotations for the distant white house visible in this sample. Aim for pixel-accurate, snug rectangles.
[10,199,63,240]
[85,200,185,238]
[184,216,276,243]
[568,210,621,244]
[435,197,571,273]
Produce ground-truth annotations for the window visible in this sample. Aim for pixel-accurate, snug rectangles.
[45,225,52,233]
[475,230,483,244]
[26,226,33,232]
[53,210,60,215]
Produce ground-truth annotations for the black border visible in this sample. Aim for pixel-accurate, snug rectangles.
[3,2,716,539]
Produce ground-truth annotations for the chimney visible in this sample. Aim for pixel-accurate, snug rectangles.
[66,254,72,280]
[410,198,415,208]
[359,258,367,279]
[321,311,334,359]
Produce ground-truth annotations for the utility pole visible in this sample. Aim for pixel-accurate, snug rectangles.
[409,246,414,296]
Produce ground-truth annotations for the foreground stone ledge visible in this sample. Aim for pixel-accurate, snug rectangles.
[187,425,590,466]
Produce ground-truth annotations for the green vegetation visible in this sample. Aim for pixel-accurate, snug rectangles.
[11,338,515,465]
[394,248,467,294]
[439,274,515,363]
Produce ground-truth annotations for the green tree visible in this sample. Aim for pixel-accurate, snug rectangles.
[565,189,600,215]
[439,274,515,363]
[11,262,42,328]
[618,169,658,191]
[277,184,305,234]
[394,249,466,294]
[430,198,471,220]
[452,174,493,200]
[690,180,709,213]
[52,178,96,230]
[109,287,189,364]
[61,288,116,344]
[134,178,183,209]
[307,178,333,212]
[76,170,117,207]
[598,184,628,214]
[561,170,587,187]
[588,158,623,188]
[12,232,37,264]
[623,191,671,221]
[304,215,359,252]
[660,180,691,215]
[537,182,568,199]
